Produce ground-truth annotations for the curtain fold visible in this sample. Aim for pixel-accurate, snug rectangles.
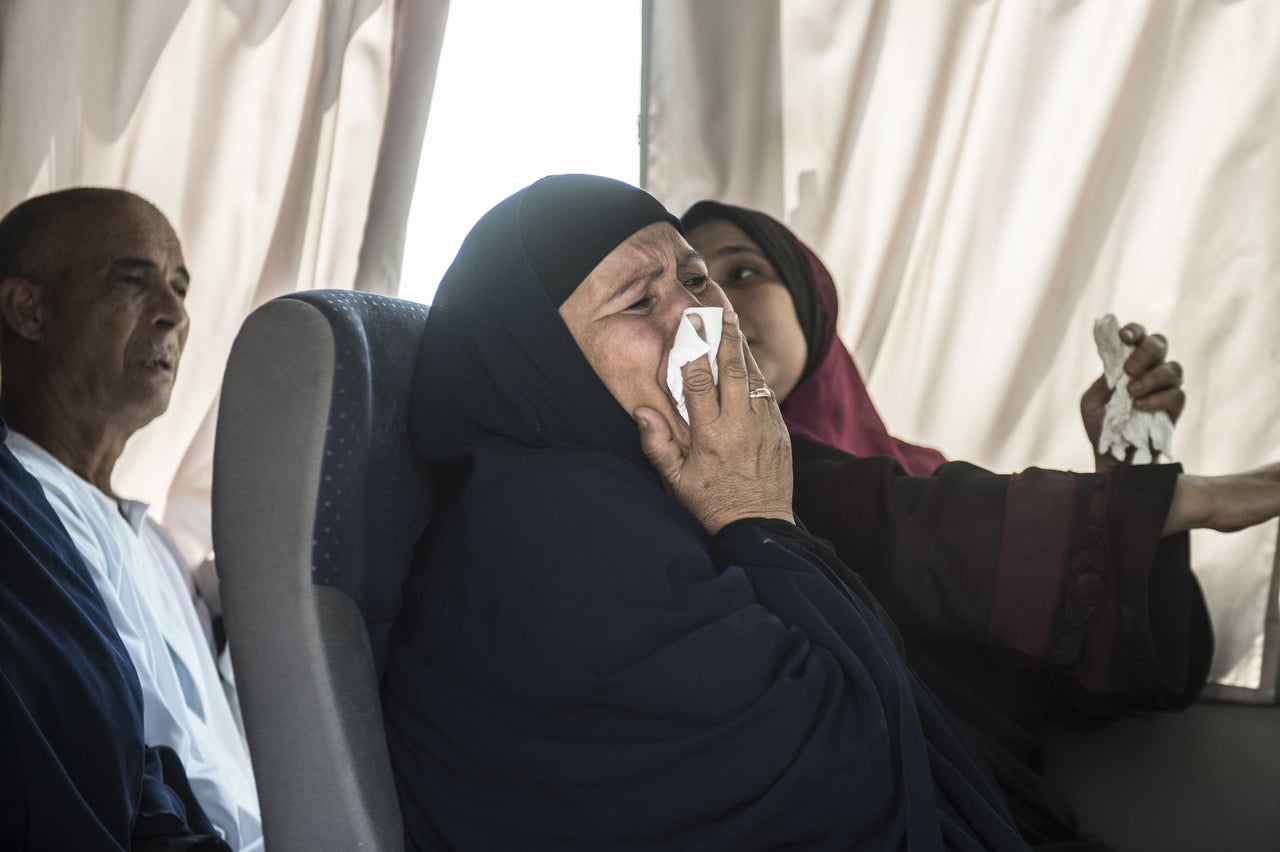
[0,0,450,576]
[644,0,1280,699]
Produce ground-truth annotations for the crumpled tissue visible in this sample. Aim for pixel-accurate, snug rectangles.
[667,307,723,422]
[1093,313,1174,464]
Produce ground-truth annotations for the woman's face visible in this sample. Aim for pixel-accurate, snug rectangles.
[684,218,808,402]
[559,222,722,438]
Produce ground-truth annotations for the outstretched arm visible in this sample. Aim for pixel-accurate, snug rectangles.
[1164,464,1280,535]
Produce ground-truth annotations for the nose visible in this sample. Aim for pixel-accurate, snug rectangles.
[677,274,725,311]
[700,279,734,312]
[718,286,744,311]
[663,283,708,336]
[663,280,724,348]
[150,278,189,335]
[680,286,707,310]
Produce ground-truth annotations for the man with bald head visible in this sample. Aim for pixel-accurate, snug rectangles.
[0,188,262,851]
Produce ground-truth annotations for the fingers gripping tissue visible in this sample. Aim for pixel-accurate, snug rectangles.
[667,307,724,422]
[1094,313,1175,464]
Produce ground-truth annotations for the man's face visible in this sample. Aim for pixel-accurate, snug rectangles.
[684,218,808,402]
[559,221,724,441]
[38,199,190,433]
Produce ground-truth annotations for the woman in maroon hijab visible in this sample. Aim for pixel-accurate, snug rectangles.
[681,200,1185,476]
[681,199,1208,848]
[682,200,950,474]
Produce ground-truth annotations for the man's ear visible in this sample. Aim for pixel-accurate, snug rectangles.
[0,276,45,342]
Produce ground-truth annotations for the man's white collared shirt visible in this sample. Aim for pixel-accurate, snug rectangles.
[7,432,262,852]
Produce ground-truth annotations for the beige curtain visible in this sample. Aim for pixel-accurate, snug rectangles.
[0,0,449,573]
[645,0,1280,700]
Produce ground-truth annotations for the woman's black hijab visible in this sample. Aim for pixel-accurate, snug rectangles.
[387,174,1027,852]
[411,174,679,468]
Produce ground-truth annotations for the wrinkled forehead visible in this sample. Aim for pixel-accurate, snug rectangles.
[57,199,185,273]
[573,221,694,295]
[613,220,690,258]
[517,174,681,306]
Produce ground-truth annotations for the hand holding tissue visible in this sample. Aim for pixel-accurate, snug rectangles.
[667,307,723,422]
[1093,313,1175,464]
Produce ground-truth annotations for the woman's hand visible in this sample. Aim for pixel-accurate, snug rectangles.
[634,310,794,535]
[1164,464,1280,536]
[1081,322,1185,471]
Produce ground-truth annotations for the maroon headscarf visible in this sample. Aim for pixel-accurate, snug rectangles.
[683,201,946,476]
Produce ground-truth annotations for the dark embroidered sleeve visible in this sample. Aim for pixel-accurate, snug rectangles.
[790,435,1211,704]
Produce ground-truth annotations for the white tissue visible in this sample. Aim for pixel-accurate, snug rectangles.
[1093,313,1174,465]
[667,307,724,422]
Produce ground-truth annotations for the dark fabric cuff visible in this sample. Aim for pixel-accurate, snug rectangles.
[132,746,232,852]
[712,518,904,650]
[987,461,1210,705]
[1089,462,1212,706]
[1028,461,1212,707]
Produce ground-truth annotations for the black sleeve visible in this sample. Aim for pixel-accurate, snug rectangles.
[788,435,1211,705]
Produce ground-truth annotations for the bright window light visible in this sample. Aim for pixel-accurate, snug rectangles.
[399,1,642,305]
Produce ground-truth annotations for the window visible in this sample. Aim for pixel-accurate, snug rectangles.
[400,1,643,305]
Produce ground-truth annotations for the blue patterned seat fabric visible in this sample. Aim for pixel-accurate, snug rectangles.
[289,289,433,675]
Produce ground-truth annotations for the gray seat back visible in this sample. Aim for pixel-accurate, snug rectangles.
[213,290,432,852]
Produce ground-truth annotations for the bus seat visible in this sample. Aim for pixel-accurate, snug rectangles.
[213,290,432,852]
